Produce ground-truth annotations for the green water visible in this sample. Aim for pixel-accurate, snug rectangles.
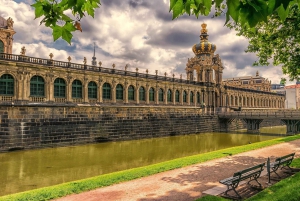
[0,126,286,196]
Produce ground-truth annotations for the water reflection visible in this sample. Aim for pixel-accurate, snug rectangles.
[0,127,286,196]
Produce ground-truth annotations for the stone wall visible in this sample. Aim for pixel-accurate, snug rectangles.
[0,105,218,152]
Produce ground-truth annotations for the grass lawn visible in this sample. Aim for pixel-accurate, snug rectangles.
[1,134,300,201]
[196,158,300,201]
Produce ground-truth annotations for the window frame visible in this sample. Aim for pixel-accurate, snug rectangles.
[30,75,45,97]
[0,74,14,96]
[88,81,97,99]
[54,78,66,98]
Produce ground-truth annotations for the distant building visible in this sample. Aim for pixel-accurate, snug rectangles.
[271,84,286,95]
[285,84,300,109]
[223,71,271,92]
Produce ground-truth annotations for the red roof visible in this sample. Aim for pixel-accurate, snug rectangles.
[285,84,300,89]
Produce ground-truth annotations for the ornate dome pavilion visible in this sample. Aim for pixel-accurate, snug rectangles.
[192,23,216,57]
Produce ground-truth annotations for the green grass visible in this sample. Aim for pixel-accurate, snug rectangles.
[1,134,300,201]
[195,157,300,201]
[246,158,300,201]
[195,195,228,201]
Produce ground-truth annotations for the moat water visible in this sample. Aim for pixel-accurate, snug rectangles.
[0,126,287,196]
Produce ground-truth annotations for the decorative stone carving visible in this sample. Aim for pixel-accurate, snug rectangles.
[112,63,115,68]
[83,57,87,65]
[7,17,14,29]
[49,53,53,60]
[146,69,148,74]
[136,68,139,72]
[155,70,158,75]
[99,61,102,67]
[67,56,71,62]
[20,46,26,56]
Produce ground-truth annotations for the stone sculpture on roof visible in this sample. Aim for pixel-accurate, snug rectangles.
[0,16,16,54]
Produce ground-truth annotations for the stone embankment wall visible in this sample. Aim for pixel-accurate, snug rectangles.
[0,106,218,152]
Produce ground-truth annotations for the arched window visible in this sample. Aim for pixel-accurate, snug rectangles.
[116,84,123,100]
[0,74,14,95]
[190,91,194,103]
[167,89,172,102]
[158,88,164,102]
[139,86,145,101]
[128,85,135,101]
[175,90,180,102]
[183,90,187,102]
[0,40,4,53]
[102,82,111,99]
[30,75,45,97]
[197,92,200,103]
[54,78,66,98]
[72,80,82,98]
[149,87,154,101]
[88,81,97,99]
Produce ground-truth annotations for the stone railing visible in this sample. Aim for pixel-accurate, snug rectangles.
[217,110,300,119]
[0,53,211,87]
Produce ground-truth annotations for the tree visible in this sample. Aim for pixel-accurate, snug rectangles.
[229,4,300,81]
[170,0,297,28]
[280,78,286,85]
[32,0,297,44]
[31,0,101,44]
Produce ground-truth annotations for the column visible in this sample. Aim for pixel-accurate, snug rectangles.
[83,82,88,103]
[67,80,72,102]
[136,87,139,104]
[112,85,116,103]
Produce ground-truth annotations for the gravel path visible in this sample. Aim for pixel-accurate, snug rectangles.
[55,139,300,201]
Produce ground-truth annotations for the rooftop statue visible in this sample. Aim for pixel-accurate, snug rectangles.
[7,17,14,29]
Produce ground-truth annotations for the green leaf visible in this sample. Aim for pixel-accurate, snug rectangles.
[203,0,212,15]
[275,0,293,10]
[68,0,77,7]
[62,27,73,44]
[84,2,95,17]
[63,22,76,32]
[267,0,276,14]
[277,4,290,21]
[170,0,178,11]
[52,25,63,41]
[31,2,44,19]
[215,0,223,7]
[61,14,73,22]
[184,0,192,15]
[226,0,241,22]
[172,0,184,19]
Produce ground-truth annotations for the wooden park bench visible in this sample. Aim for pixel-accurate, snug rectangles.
[219,163,265,199]
[267,153,295,180]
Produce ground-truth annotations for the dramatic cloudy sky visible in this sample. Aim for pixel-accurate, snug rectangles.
[0,0,290,84]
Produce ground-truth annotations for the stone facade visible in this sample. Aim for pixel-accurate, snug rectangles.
[0,21,285,109]
[223,71,271,92]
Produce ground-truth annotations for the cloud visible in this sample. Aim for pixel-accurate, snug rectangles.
[0,0,285,84]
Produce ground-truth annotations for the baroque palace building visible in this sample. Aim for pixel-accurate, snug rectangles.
[0,16,285,109]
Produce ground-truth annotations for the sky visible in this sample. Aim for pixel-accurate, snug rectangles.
[0,0,290,84]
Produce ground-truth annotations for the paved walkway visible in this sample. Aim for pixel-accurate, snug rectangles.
[56,139,300,201]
